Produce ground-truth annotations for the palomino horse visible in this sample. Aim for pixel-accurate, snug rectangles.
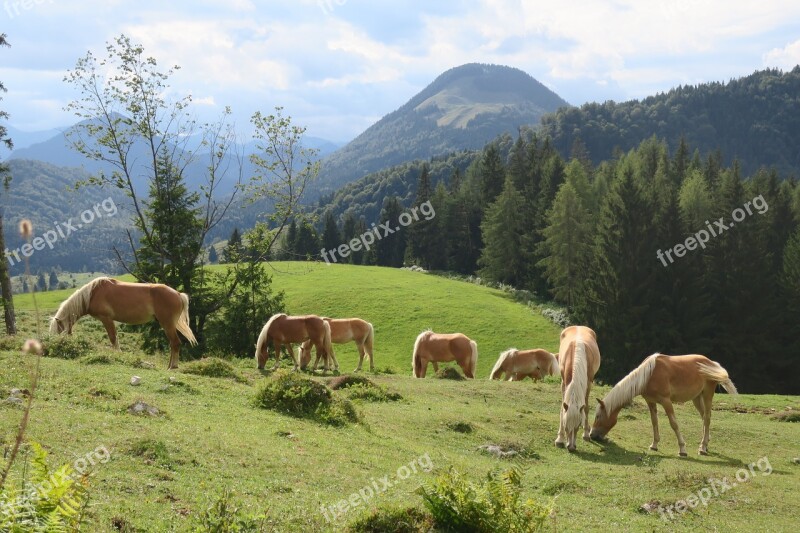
[590,354,738,456]
[299,317,375,372]
[555,325,601,452]
[49,277,197,369]
[490,348,559,381]
[411,330,477,378]
[255,313,335,371]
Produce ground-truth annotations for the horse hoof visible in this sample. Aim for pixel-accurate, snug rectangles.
[699,450,708,456]
[583,435,592,442]
[679,452,688,457]
[567,446,576,453]
[649,446,658,451]
[555,441,565,448]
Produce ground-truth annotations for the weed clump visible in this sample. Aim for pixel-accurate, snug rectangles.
[43,335,93,360]
[181,357,244,382]
[253,370,358,426]
[347,506,434,532]
[435,367,465,381]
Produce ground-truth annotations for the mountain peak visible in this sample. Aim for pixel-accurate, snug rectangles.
[316,63,568,194]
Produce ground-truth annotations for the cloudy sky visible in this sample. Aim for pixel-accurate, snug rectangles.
[2,0,800,143]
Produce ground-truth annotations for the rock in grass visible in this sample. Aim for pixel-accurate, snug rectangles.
[640,500,661,514]
[130,376,142,386]
[478,444,519,458]
[128,400,160,416]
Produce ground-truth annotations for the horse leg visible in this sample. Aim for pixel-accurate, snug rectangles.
[99,317,119,350]
[432,362,439,373]
[327,345,339,372]
[662,400,687,456]
[272,340,282,369]
[287,344,299,371]
[647,401,660,451]
[163,325,181,370]
[696,387,714,455]
[354,341,365,372]
[555,382,567,448]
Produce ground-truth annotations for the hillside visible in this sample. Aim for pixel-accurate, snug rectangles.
[314,63,568,196]
[539,67,800,176]
[2,263,798,531]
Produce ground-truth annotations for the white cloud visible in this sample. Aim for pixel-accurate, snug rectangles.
[763,40,800,70]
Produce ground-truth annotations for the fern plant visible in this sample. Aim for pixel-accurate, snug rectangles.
[0,442,90,531]
[417,466,551,532]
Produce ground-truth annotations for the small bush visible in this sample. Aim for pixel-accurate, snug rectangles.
[447,421,473,434]
[181,358,245,382]
[435,367,465,381]
[253,370,358,426]
[772,410,800,422]
[328,374,375,390]
[129,438,174,469]
[345,383,403,403]
[347,506,434,533]
[540,307,570,328]
[43,335,93,360]
[81,353,113,365]
[417,466,551,532]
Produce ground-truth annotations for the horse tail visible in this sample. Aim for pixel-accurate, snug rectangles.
[698,360,738,395]
[365,321,374,357]
[490,348,515,380]
[176,292,198,346]
[255,313,283,365]
[549,351,560,377]
[468,339,478,379]
[412,331,428,377]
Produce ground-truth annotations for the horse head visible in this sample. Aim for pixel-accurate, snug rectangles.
[299,340,313,369]
[589,398,615,442]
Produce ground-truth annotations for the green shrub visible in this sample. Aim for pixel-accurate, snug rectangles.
[81,353,113,364]
[181,358,245,382]
[0,442,91,530]
[253,370,358,426]
[128,438,174,470]
[447,422,473,434]
[43,335,93,360]
[328,374,375,390]
[191,488,267,532]
[345,383,402,403]
[347,506,434,532]
[417,466,551,532]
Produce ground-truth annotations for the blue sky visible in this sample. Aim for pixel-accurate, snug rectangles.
[2,0,800,143]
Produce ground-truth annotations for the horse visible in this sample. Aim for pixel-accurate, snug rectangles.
[299,317,374,372]
[411,330,477,378]
[590,353,738,456]
[555,325,601,452]
[489,348,559,381]
[49,277,197,369]
[255,313,335,371]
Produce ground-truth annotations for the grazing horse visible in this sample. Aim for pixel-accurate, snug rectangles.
[489,348,559,381]
[49,277,197,369]
[411,330,477,378]
[590,354,738,456]
[299,317,375,372]
[255,313,335,371]
[555,325,601,452]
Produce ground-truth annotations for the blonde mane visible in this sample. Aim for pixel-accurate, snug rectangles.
[490,348,517,379]
[50,277,110,332]
[601,353,660,412]
[564,339,588,429]
[254,313,287,360]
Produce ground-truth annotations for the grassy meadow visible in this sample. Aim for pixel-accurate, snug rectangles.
[1,262,798,531]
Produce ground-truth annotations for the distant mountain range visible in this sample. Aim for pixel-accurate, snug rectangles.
[313,63,569,196]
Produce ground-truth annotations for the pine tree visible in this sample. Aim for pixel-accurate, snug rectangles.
[478,144,506,207]
[48,270,59,291]
[477,177,527,286]
[223,228,242,263]
[0,33,16,334]
[321,211,341,256]
[207,246,218,264]
[538,181,594,308]
[375,197,406,267]
[294,220,319,260]
[405,164,438,268]
[283,220,298,260]
[36,272,47,292]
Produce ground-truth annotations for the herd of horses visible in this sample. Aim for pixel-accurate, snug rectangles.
[48,277,739,457]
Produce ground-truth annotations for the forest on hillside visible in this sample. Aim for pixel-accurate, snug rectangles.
[539,68,800,177]
[281,133,800,395]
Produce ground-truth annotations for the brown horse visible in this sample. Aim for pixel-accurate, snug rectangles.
[411,330,477,378]
[49,277,197,369]
[255,313,335,371]
[555,325,601,452]
[299,317,374,372]
[590,354,738,456]
[489,348,559,381]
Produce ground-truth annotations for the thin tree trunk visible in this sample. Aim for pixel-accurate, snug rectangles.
[0,213,17,334]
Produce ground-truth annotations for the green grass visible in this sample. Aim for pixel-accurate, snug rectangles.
[3,262,799,531]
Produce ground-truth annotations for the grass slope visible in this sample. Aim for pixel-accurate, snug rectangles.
[3,263,799,532]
